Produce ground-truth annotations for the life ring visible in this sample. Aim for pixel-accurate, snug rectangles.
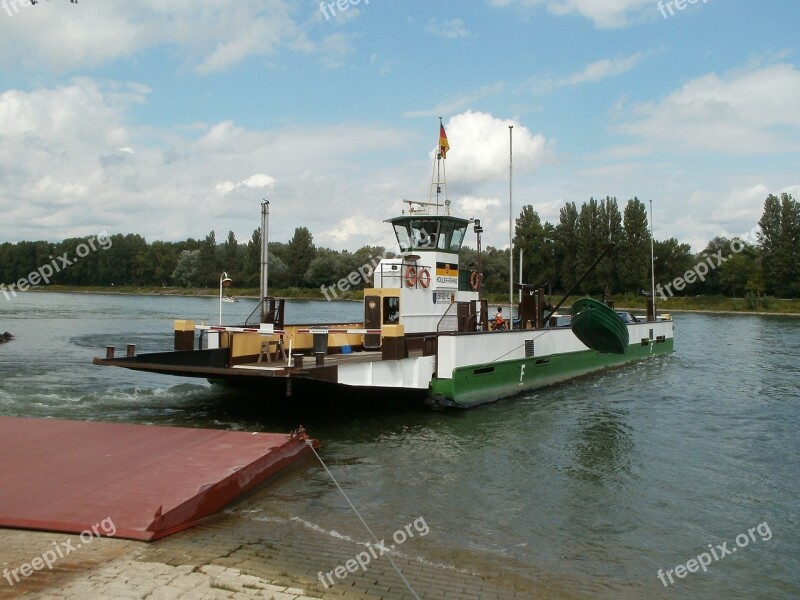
[405,266,417,287]
[469,271,481,291]
[418,268,431,288]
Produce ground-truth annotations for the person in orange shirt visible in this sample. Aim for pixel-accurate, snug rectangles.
[494,307,505,331]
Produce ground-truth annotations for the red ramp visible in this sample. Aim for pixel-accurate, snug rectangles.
[0,416,316,541]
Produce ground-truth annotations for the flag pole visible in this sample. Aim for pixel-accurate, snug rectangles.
[649,199,656,320]
[509,125,514,328]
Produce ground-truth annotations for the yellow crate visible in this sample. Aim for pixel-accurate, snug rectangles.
[381,324,405,338]
[173,320,195,332]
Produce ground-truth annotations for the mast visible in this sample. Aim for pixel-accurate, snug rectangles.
[429,117,450,216]
[260,199,269,312]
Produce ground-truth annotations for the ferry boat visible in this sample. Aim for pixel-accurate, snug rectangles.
[94,127,674,409]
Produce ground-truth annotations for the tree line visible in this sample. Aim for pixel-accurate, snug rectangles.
[0,193,797,298]
[506,193,798,298]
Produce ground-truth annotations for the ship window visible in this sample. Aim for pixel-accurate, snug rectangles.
[450,223,467,251]
[393,223,412,252]
[410,220,440,250]
[439,220,468,252]
[383,296,400,324]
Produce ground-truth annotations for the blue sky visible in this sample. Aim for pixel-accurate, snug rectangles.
[0,0,798,253]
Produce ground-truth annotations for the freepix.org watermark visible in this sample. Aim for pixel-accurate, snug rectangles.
[319,0,369,21]
[0,231,112,301]
[320,248,389,302]
[3,0,77,18]
[655,226,757,300]
[316,516,429,589]
[657,0,710,20]
[3,517,117,587]
[657,520,771,587]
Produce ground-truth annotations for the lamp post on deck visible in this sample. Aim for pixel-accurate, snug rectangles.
[219,271,232,325]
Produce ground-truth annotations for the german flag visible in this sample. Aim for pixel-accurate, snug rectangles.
[439,123,449,159]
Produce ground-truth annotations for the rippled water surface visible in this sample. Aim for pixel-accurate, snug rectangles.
[1,292,798,598]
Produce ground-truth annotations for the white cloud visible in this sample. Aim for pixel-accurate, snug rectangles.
[488,0,655,29]
[0,1,312,74]
[0,78,419,245]
[403,83,505,118]
[458,196,502,214]
[216,174,276,196]
[532,53,644,93]
[425,18,472,39]
[316,216,393,248]
[612,64,800,154]
[439,111,549,188]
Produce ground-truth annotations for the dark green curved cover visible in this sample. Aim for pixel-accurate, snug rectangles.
[570,298,629,354]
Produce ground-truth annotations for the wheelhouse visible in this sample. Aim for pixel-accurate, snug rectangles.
[386,215,470,254]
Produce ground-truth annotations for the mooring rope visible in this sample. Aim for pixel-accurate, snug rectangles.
[305,440,421,600]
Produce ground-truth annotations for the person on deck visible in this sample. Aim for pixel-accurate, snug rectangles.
[494,307,505,331]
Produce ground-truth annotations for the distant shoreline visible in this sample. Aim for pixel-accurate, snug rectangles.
[25,286,347,302]
[623,307,800,318]
[22,286,800,316]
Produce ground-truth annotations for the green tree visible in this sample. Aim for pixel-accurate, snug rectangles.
[514,205,553,288]
[241,228,262,288]
[285,227,316,287]
[554,201,579,292]
[595,197,623,294]
[758,193,800,297]
[692,236,741,296]
[222,231,241,277]
[574,198,604,294]
[172,250,201,287]
[653,238,694,287]
[717,243,760,297]
[149,241,179,286]
[618,198,650,293]
[197,230,219,287]
[304,248,348,289]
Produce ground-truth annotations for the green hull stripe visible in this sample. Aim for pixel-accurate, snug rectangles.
[430,338,674,408]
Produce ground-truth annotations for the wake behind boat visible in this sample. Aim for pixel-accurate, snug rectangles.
[94,125,674,409]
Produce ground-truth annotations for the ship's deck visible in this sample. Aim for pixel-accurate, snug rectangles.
[232,348,425,371]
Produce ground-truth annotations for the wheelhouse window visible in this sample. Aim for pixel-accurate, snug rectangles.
[410,220,440,250]
[437,220,468,252]
[389,217,469,252]
[393,223,412,252]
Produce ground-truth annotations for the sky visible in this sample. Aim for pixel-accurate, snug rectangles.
[0,0,798,254]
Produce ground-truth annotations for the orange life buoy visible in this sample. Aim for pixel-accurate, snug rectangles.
[469,271,480,291]
[418,268,431,288]
[405,266,417,287]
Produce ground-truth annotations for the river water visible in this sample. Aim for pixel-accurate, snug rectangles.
[0,292,798,599]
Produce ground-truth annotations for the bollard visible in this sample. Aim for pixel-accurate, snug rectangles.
[292,353,304,369]
[126,344,136,357]
[106,346,115,359]
[315,351,325,366]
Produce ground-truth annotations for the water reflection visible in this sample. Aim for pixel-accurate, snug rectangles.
[569,407,634,485]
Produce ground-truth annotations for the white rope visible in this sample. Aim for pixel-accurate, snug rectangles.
[305,440,421,600]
